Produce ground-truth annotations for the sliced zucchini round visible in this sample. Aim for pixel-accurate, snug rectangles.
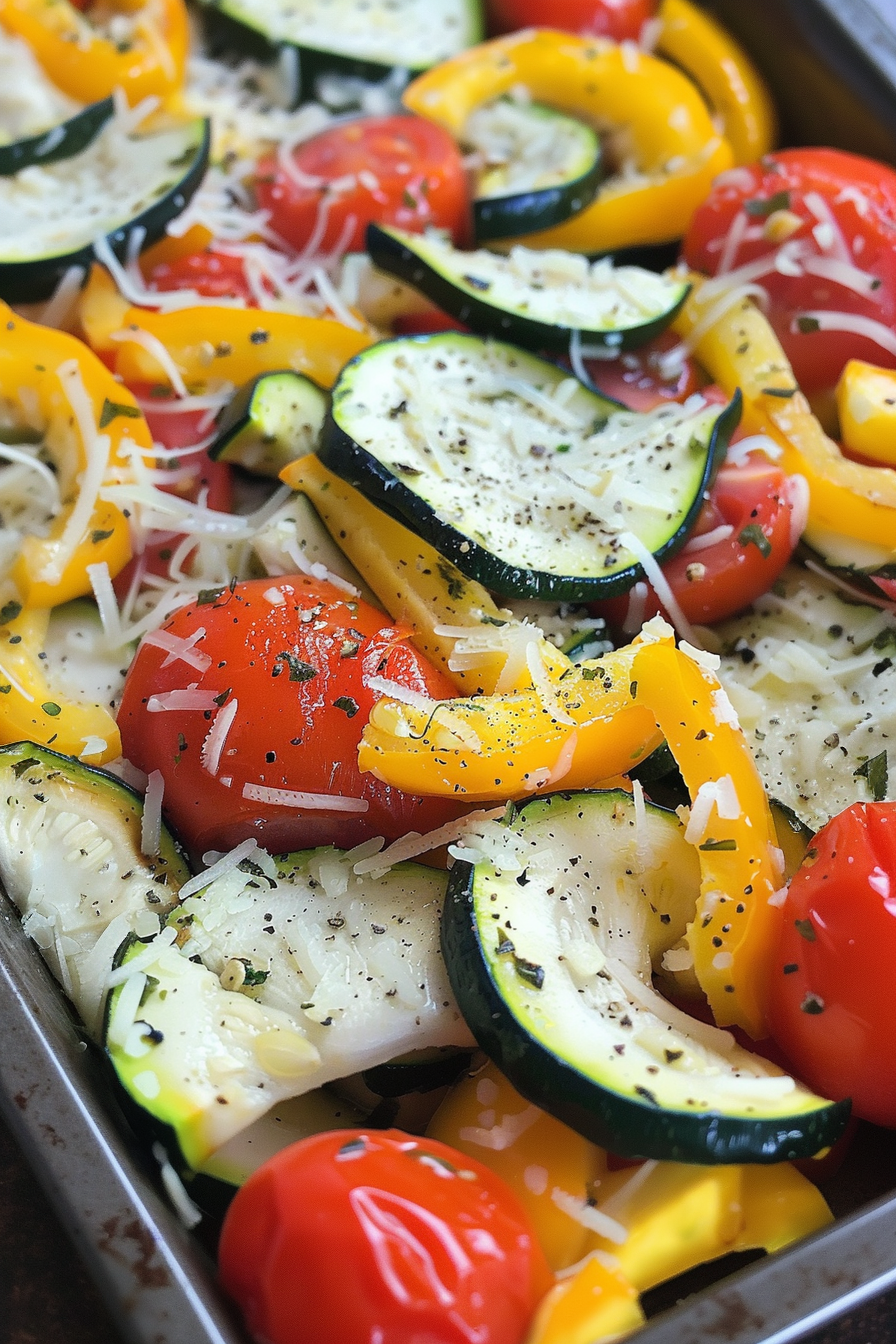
[442,790,849,1163]
[367,224,690,352]
[715,565,896,832]
[0,742,187,1036]
[462,96,601,242]
[801,523,896,597]
[199,0,483,87]
[0,110,210,301]
[210,370,329,478]
[320,332,740,601]
[0,97,114,177]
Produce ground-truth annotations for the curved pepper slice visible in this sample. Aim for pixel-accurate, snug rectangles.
[835,359,896,467]
[655,0,776,165]
[0,605,119,762]
[673,280,896,556]
[110,306,372,394]
[0,0,189,106]
[403,29,733,254]
[0,303,140,608]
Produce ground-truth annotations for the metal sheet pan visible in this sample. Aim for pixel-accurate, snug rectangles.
[2,2,896,1341]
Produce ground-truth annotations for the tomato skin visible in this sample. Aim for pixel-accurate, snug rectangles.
[219,1128,553,1344]
[683,149,896,396]
[254,116,471,255]
[117,577,467,856]
[597,453,800,628]
[768,802,896,1128]
[582,330,702,412]
[145,248,261,304]
[485,0,656,41]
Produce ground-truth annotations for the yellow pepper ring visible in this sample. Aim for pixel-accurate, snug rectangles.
[655,0,777,165]
[0,303,138,608]
[403,28,734,253]
[0,0,189,106]
[111,306,373,393]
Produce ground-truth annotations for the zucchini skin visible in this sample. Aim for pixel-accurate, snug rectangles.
[473,144,601,245]
[0,117,211,303]
[0,98,114,177]
[319,333,742,602]
[441,810,850,1165]
[366,224,689,353]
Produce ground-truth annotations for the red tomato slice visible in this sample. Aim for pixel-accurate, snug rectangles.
[219,1128,553,1344]
[596,452,801,629]
[582,330,702,412]
[117,576,468,856]
[768,802,896,1128]
[145,248,263,304]
[254,115,471,255]
[683,148,896,396]
[485,0,656,41]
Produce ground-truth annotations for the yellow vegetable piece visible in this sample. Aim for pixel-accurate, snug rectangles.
[404,29,733,254]
[77,264,132,358]
[427,1061,606,1272]
[0,606,119,762]
[111,307,372,394]
[673,281,896,555]
[836,359,896,466]
[526,1255,644,1344]
[0,303,139,608]
[735,1163,833,1255]
[656,0,776,164]
[0,0,189,106]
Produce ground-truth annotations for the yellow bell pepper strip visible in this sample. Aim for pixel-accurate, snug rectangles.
[526,1256,645,1344]
[110,306,372,394]
[0,0,189,106]
[672,279,896,553]
[403,29,733,254]
[0,303,141,608]
[836,359,896,466]
[0,605,119,762]
[77,263,132,359]
[629,632,781,1038]
[359,642,662,801]
[655,0,777,165]
[733,1163,833,1255]
[282,454,546,695]
[427,1060,608,1272]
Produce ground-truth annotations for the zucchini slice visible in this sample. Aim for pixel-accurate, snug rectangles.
[0,97,114,177]
[105,845,472,1165]
[0,109,210,301]
[210,370,329,477]
[200,0,483,85]
[320,333,739,601]
[0,743,187,1036]
[715,566,896,832]
[443,790,848,1163]
[367,224,690,352]
[462,95,601,242]
[802,524,896,597]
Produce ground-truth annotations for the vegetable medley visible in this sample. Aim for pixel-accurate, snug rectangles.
[0,0,895,1339]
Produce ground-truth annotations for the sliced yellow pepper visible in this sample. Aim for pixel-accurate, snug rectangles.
[0,303,140,607]
[674,280,896,553]
[655,0,776,164]
[526,1256,644,1344]
[0,606,119,762]
[835,359,896,466]
[111,306,372,394]
[404,29,733,254]
[0,0,189,106]
[77,263,132,359]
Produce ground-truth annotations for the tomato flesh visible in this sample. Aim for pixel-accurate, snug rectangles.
[683,148,896,396]
[146,248,263,304]
[117,577,467,856]
[485,0,656,41]
[219,1128,553,1344]
[769,802,896,1128]
[582,329,702,412]
[254,115,471,255]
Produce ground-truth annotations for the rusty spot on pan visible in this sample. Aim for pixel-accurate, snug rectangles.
[97,1215,171,1290]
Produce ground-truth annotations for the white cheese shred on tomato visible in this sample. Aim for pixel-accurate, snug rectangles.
[141,769,165,857]
[146,685,220,712]
[201,697,239,777]
[241,782,370,813]
[142,626,212,672]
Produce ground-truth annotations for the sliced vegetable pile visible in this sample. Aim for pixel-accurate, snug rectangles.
[0,0,895,1341]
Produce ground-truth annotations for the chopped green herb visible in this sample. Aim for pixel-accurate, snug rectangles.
[11,757,41,778]
[274,652,318,682]
[744,190,791,217]
[41,702,61,717]
[738,524,772,558]
[855,750,888,801]
[796,316,821,334]
[794,918,816,942]
[513,955,545,989]
[91,528,115,544]
[334,695,360,717]
[0,601,21,625]
[196,586,226,606]
[699,837,738,852]
[99,399,141,429]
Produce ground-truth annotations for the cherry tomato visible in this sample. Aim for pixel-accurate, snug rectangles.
[117,576,467,856]
[254,116,471,255]
[597,452,801,629]
[485,0,656,42]
[683,149,896,396]
[145,248,262,304]
[582,330,702,412]
[219,1128,553,1344]
[768,802,896,1128]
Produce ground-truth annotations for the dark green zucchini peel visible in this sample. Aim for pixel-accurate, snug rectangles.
[210,370,329,477]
